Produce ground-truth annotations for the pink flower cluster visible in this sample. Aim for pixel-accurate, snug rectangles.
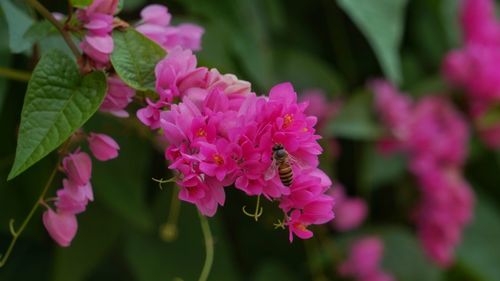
[372,80,474,267]
[136,48,334,241]
[330,184,367,232]
[442,0,500,148]
[338,236,395,281]
[136,4,204,51]
[77,0,119,68]
[42,133,119,247]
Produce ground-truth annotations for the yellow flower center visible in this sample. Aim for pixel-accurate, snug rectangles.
[213,154,224,165]
[283,114,294,128]
[196,128,207,137]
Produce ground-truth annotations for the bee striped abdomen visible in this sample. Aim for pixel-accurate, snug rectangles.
[279,162,293,186]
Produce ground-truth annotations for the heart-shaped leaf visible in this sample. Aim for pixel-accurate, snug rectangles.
[111,28,166,91]
[337,0,408,84]
[8,49,107,180]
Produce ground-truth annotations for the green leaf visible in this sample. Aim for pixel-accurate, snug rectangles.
[0,0,34,53]
[8,49,107,180]
[70,0,94,8]
[380,227,443,281]
[51,204,122,281]
[337,0,408,84]
[274,48,343,94]
[327,91,382,140]
[23,20,56,46]
[253,260,299,281]
[111,28,166,91]
[361,144,406,192]
[455,197,500,281]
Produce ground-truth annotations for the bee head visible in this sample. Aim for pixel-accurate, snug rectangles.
[272,144,284,151]
[275,149,287,158]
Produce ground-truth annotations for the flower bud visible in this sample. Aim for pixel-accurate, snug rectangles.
[88,133,120,161]
[42,209,78,247]
[63,151,92,186]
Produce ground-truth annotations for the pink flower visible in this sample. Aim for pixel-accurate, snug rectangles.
[88,133,120,161]
[331,184,367,231]
[80,34,113,67]
[55,179,94,215]
[99,76,135,117]
[137,98,169,129]
[371,79,412,141]
[199,139,239,181]
[338,237,395,281]
[460,0,500,45]
[63,151,92,186]
[136,4,204,52]
[373,80,474,268]
[287,210,313,242]
[84,0,118,16]
[43,209,78,247]
[155,47,198,101]
[140,4,171,26]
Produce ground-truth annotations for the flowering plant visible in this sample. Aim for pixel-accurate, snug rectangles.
[1,0,500,280]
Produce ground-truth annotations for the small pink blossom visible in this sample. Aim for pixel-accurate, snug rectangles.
[43,209,78,247]
[63,151,92,186]
[55,179,94,215]
[331,184,367,232]
[140,4,171,26]
[88,133,120,161]
[338,237,395,281]
[85,0,118,16]
[136,4,204,52]
[99,76,135,117]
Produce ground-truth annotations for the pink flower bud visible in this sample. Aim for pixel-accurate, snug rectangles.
[88,133,120,161]
[86,0,118,16]
[63,151,92,186]
[55,179,94,214]
[42,209,78,247]
[140,4,171,26]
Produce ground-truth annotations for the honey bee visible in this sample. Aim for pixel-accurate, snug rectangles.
[265,144,294,186]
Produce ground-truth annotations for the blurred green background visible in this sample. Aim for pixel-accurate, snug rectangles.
[1,0,500,280]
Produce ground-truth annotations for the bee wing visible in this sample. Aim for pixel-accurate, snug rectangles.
[288,154,306,170]
[264,159,277,180]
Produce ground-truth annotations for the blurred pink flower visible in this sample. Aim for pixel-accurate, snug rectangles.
[331,184,367,232]
[338,236,395,281]
[442,0,500,148]
[88,133,120,161]
[43,209,78,247]
[136,4,204,51]
[373,79,474,268]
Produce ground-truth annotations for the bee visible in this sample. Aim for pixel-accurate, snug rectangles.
[265,144,294,186]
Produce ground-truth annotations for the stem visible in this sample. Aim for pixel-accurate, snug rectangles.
[0,140,71,268]
[198,213,214,281]
[159,187,181,242]
[0,159,59,268]
[25,0,80,59]
[0,67,31,82]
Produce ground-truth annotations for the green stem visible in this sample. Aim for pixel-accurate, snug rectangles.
[198,213,214,281]
[0,67,31,82]
[160,186,181,242]
[25,0,81,59]
[0,160,59,268]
